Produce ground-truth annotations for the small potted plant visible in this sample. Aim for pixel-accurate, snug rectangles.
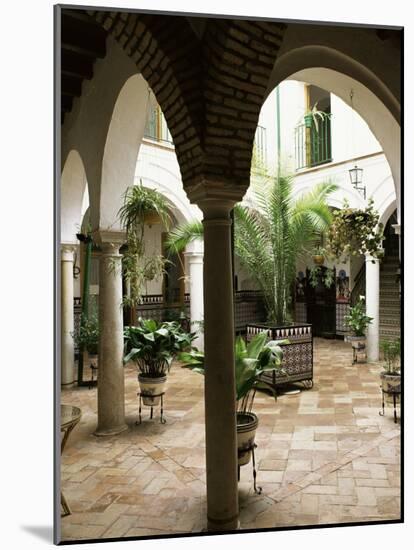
[71,312,99,369]
[312,245,325,265]
[124,319,195,405]
[380,338,401,404]
[344,296,373,352]
[303,103,330,131]
[179,333,287,467]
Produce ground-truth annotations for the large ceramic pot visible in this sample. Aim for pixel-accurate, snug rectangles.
[138,374,167,406]
[380,372,401,405]
[237,411,258,466]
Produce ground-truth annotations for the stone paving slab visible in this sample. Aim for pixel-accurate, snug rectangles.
[60,338,400,541]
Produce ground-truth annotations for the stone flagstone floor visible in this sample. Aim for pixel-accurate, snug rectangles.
[60,338,401,542]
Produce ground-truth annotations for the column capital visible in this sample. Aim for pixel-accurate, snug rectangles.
[392,223,401,235]
[93,230,126,255]
[184,252,204,265]
[183,238,204,258]
[93,229,126,245]
[61,243,77,261]
[365,252,382,264]
[100,242,123,256]
[185,177,246,216]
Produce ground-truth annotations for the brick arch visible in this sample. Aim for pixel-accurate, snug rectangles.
[202,19,287,188]
[88,10,204,188]
[87,11,290,197]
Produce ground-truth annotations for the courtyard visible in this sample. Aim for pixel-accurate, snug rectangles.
[61,338,400,541]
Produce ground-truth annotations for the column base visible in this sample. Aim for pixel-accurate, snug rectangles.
[207,514,239,532]
[61,381,77,389]
[94,424,129,437]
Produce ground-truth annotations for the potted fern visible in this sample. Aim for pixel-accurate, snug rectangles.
[303,103,330,131]
[179,333,286,466]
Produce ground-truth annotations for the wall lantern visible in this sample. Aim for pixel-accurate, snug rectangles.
[349,165,366,199]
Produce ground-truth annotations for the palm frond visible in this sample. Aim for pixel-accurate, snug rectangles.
[118,180,171,232]
[236,174,336,324]
[164,221,204,253]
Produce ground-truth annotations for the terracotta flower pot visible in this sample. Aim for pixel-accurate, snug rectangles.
[313,255,325,265]
[138,374,167,406]
[237,411,259,466]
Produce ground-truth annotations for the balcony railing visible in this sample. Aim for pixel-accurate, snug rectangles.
[144,106,174,145]
[295,115,332,170]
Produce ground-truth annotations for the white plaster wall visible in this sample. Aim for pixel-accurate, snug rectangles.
[330,94,381,162]
[135,141,203,296]
[142,223,165,295]
[100,74,151,231]
[291,153,394,212]
[135,142,202,226]
[61,35,141,232]
[287,68,400,218]
[261,81,383,172]
[61,150,88,244]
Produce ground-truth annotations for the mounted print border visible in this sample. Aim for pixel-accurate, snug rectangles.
[55,3,403,545]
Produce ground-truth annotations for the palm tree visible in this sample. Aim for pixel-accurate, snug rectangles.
[166,172,337,325]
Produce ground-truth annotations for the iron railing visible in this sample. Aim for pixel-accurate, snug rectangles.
[295,115,332,170]
[253,125,267,167]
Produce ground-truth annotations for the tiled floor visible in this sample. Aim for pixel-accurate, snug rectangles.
[60,338,400,541]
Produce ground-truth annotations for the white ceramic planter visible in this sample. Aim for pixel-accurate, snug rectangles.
[345,335,366,349]
[138,374,167,406]
[237,411,259,466]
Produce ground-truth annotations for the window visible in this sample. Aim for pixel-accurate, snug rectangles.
[254,125,267,166]
[144,105,174,145]
[295,85,332,170]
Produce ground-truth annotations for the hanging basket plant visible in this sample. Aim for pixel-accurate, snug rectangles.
[118,181,171,309]
[325,198,384,261]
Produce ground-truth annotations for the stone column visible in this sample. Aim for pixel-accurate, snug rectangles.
[94,232,128,436]
[200,200,238,531]
[184,238,204,351]
[392,223,401,261]
[61,244,76,386]
[365,254,380,362]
